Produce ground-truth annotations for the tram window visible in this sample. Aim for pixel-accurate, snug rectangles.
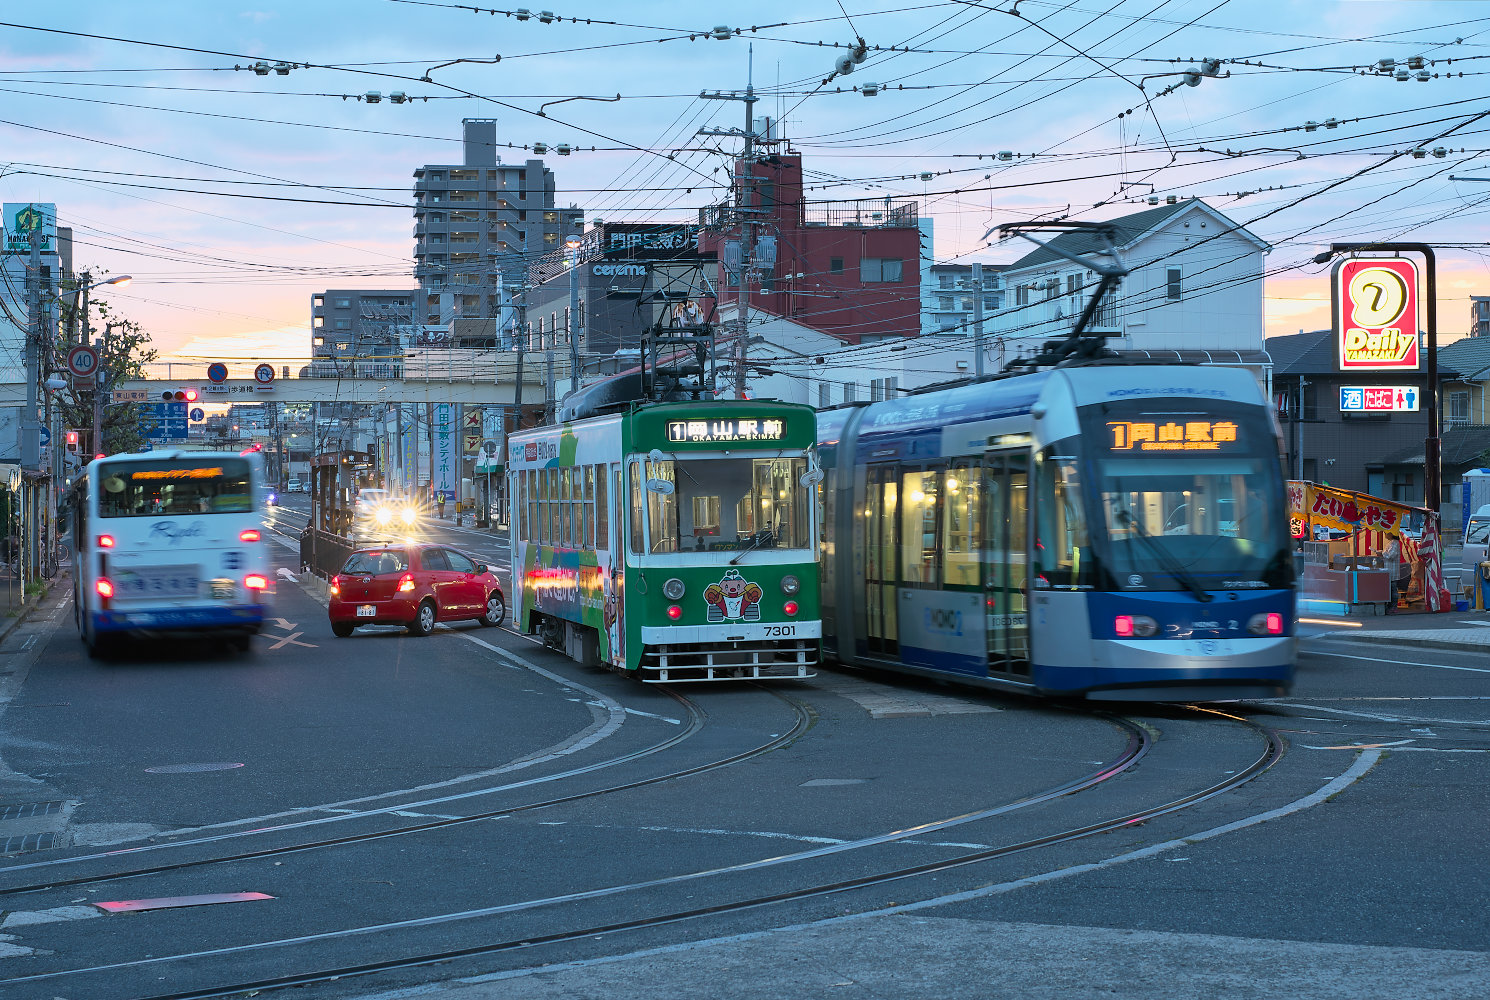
[595,467,608,550]
[561,468,574,546]
[943,460,981,588]
[646,458,679,553]
[629,462,645,554]
[692,496,721,537]
[1035,444,1090,588]
[584,466,595,549]
[900,468,940,586]
[530,470,542,548]
[547,468,558,545]
[516,471,525,540]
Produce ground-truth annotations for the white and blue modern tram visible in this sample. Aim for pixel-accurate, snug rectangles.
[818,363,1295,701]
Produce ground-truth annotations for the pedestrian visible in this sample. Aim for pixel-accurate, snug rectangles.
[436,493,447,519]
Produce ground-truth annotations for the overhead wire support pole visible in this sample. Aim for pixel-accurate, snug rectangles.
[700,46,760,399]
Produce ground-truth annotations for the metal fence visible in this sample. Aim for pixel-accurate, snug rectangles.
[299,527,355,580]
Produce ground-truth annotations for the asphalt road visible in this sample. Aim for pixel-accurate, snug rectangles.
[0,524,1485,999]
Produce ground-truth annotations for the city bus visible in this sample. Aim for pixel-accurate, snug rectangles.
[67,450,274,658]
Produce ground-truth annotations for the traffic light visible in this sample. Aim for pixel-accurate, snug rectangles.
[162,388,199,402]
[65,430,79,453]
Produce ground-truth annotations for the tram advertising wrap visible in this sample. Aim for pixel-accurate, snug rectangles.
[508,400,821,683]
[818,365,1295,700]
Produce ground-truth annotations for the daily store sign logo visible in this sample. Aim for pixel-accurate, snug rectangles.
[1333,258,1420,371]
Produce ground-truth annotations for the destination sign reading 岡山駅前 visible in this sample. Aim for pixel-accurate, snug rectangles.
[1106,419,1241,452]
[665,418,788,444]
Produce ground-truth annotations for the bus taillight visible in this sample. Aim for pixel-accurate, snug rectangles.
[239,529,261,542]
[97,534,115,548]
[96,578,115,599]
[244,574,269,591]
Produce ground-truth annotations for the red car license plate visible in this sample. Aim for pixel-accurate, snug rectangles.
[357,605,376,617]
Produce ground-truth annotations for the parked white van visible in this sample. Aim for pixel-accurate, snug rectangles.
[1462,504,1490,598]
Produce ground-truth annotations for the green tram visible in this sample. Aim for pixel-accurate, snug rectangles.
[506,400,821,682]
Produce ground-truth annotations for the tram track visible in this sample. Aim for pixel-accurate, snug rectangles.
[0,710,1202,999]
[0,683,821,897]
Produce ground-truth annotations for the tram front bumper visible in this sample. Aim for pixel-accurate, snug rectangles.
[1036,635,1296,701]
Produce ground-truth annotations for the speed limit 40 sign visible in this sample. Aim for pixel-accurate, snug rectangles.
[66,345,99,379]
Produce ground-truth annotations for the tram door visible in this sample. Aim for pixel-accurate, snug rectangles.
[864,465,899,655]
[985,451,1031,673]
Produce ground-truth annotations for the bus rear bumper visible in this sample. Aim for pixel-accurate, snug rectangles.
[94,605,268,633]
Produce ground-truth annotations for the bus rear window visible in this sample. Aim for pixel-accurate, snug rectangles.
[96,459,254,518]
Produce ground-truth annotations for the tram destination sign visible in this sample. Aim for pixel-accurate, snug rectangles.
[1106,419,1241,453]
[666,417,787,445]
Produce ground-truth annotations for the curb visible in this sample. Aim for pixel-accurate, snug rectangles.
[0,579,52,645]
[1317,634,1490,655]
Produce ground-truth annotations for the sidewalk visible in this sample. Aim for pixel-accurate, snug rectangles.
[1300,603,1490,653]
[0,569,51,645]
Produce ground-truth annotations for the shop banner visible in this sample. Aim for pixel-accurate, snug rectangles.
[1288,481,1411,539]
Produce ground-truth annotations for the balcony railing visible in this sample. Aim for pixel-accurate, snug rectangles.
[803,197,918,228]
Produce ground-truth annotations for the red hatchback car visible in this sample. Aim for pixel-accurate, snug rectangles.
[329,544,505,637]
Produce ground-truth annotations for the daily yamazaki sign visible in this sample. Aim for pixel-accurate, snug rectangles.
[1332,258,1420,371]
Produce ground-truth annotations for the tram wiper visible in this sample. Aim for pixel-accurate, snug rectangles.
[730,526,776,566]
[1116,509,1213,603]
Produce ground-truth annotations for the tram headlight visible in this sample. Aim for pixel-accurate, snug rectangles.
[1115,614,1159,638]
[780,574,800,595]
[663,577,686,600]
[1248,612,1286,636]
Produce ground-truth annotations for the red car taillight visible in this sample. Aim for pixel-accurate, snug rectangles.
[330,575,340,596]
[398,573,416,593]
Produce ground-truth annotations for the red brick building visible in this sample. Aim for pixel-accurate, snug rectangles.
[699,154,922,345]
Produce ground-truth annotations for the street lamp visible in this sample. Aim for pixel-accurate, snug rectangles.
[74,274,132,458]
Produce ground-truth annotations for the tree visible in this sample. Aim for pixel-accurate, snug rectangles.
[53,279,159,456]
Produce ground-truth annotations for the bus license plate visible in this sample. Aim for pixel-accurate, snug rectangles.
[117,568,199,599]
[357,605,376,617]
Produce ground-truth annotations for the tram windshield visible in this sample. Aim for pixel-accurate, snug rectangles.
[1081,402,1289,590]
[634,455,812,554]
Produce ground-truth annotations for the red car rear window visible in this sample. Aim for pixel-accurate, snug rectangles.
[343,549,409,575]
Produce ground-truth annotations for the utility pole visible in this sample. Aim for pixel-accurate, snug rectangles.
[567,243,582,399]
[23,230,42,471]
[512,282,526,436]
[971,262,985,378]
[544,348,556,423]
[701,47,761,399]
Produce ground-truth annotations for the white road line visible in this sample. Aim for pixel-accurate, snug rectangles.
[623,707,681,724]
[1301,647,1490,674]
[454,749,1385,987]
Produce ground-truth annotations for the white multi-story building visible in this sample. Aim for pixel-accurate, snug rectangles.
[995,199,1270,367]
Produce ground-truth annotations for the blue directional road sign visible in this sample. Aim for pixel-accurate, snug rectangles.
[189,407,205,422]
[139,401,189,440]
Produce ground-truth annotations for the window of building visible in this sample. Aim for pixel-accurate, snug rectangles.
[429,171,444,181]
[334,318,350,330]
[313,317,324,328]
[544,210,557,223]
[1167,267,1182,301]
[1015,284,1029,307]
[313,295,325,307]
[831,257,844,275]
[818,383,831,408]
[544,232,558,244]
[450,169,477,181]
[860,258,904,283]
[1066,274,1081,296]
[1450,390,1470,423]
[429,212,444,223]
[488,170,500,181]
[939,297,953,311]
[430,233,445,243]
[334,298,351,308]
[940,273,955,289]
[961,298,975,312]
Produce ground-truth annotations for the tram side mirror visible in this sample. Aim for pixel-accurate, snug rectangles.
[646,479,675,495]
[800,468,824,487]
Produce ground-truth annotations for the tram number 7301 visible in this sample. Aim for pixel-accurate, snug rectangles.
[763,624,798,637]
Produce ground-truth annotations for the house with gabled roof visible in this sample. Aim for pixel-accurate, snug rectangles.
[994,199,1271,371]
